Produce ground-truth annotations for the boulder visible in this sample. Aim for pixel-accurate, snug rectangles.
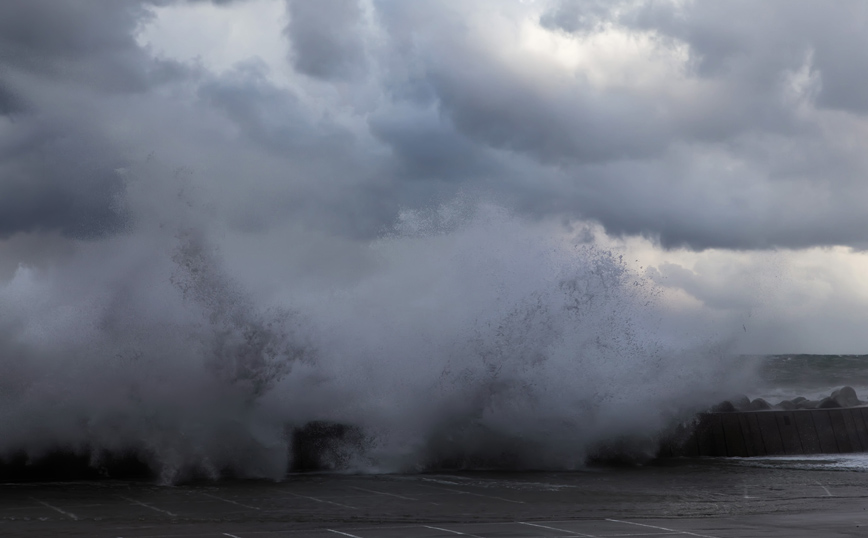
[748,398,772,411]
[710,400,736,413]
[818,396,841,409]
[829,386,862,408]
[731,395,751,410]
[291,421,367,471]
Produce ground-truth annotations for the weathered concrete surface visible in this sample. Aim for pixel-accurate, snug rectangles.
[666,407,868,457]
[2,464,868,537]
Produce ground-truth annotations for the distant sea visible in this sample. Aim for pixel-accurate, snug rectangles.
[749,354,868,403]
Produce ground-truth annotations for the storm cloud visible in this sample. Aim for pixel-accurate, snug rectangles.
[285,0,367,80]
[1,0,866,249]
[0,0,190,238]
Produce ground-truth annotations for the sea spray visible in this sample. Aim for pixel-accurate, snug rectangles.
[0,172,755,480]
[287,203,754,470]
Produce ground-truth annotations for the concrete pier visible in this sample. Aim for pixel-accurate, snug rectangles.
[667,407,868,457]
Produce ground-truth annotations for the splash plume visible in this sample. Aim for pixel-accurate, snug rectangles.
[0,168,752,481]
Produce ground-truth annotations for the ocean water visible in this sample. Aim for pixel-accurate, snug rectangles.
[689,354,868,473]
[751,354,868,403]
[730,452,868,472]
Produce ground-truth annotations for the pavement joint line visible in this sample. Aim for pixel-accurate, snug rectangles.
[231,525,419,538]
[606,531,681,538]
[31,498,78,521]
[326,529,363,538]
[605,519,722,538]
[202,492,261,510]
[111,533,240,538]
[286,491,358,509]
[423,524,484,537]
[209,524,428,535]
[322,524,450,533]
[439,475,576,491]
[117,495,178,517]
[350,486,440,505]
[814,480,833,497]
[420,477,462,485]
[223,533,243,538]
[419,484,526,504]
[350,486,418,501]
[519,521,598,537]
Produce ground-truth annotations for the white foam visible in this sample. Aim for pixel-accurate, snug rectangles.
[0,174,754,479]
[731,453,868,472]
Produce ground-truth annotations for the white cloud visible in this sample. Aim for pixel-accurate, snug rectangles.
[137,0,290,82]
[518,19,690,91]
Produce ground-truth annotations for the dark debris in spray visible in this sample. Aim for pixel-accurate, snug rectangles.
[290,421,367,472]
[171,230,316,399]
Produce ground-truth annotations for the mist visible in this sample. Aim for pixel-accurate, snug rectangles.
[0,164,754,481]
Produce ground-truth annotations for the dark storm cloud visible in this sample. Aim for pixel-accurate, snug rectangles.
[0,0,192,238]
[369,107,498,182]
[285,0,367,80]
[3,0,868,250]
[427,63,669,165]
[0,0,171,93]
[0,116,127,240]
[0,81,26,117]
[199,61,319,153]
[406,1,797,166]
[543,0,868,115]
[527,0,868,248]
[0,156,124,239]
[359,1,868,249]
[623,0,868,114]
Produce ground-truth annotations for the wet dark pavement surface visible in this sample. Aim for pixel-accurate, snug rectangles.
[2,460,868,537]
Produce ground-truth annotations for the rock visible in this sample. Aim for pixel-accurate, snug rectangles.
[748,398,772,411]
[829,386,861,408]
[291,421,367,471]
[818,397,841,409]
[792,396,807,404]
[710,401,736,413]
[731,395,751,410]
[776,400,797,410]
[796,399,819,409]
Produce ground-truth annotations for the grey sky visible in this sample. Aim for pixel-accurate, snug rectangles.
[1,0,868,354]
[1,0,866,248]
[1,0,866,250]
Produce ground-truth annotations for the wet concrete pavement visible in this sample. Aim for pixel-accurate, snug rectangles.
[2,460,868,537]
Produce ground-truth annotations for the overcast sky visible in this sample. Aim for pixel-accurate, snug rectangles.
[2,0,868,353]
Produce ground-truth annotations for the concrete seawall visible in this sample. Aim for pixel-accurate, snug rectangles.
[665,407,868,457]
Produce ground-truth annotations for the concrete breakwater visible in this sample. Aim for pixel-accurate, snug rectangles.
[664,407,868,457]
[663,387,868,457]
